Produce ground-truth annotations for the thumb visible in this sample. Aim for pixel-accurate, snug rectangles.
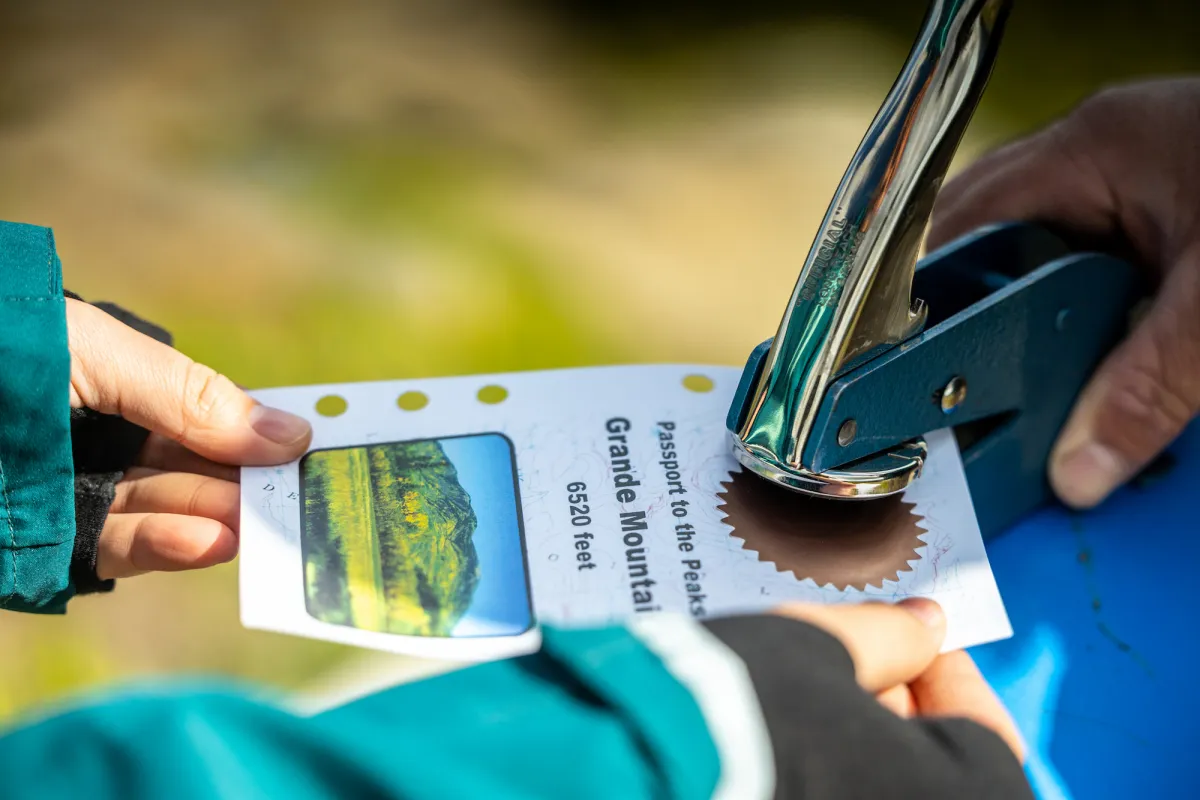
[67,298,312,465]
[775,597,946,692]
[1050,256,1200,508]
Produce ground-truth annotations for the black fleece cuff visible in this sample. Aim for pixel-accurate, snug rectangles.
[70,472,120,594]
[702,614,1033,800]
[64,291,173,596]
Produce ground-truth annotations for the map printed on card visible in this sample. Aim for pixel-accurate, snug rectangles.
[240,365,1012,662]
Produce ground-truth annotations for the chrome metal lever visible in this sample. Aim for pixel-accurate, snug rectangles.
[731,0,1013,498]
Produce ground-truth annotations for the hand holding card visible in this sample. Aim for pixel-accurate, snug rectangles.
[240,365,1011,661]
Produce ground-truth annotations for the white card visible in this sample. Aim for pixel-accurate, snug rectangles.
[240,365,1011,661]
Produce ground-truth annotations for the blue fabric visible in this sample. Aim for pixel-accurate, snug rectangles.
[0,222,74,613]
[0,626,723,799]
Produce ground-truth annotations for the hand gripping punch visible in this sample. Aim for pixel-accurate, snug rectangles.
[726,0,1144,538]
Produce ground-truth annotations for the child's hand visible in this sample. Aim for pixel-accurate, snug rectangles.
[930,78,1200,509]
[66,297,313,579]
[775,598,1024,761]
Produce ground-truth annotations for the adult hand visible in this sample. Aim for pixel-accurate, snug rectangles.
[775,598,1024,761]
[929,77,1200,509]
[66,297,313,579]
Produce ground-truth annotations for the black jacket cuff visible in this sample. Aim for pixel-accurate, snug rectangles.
[703,614,1033,800]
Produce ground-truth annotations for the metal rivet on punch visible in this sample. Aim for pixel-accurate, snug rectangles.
[939,377,968,414]
[1055,309,1070,331]
[837,419,858,447]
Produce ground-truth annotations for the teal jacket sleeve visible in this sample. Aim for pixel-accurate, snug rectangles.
[0,222,75,613]
[0,622,743,800]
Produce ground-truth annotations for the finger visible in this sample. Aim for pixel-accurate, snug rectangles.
[932,136,1043,233]
[876,684,915,718]
[928,121,1114,252]
[97,512,238,580]
[112,468,240,532]
[910,651,1025,762]
[1050,255,1200,507]
[774,597,946,693]
[137,435,239,482]
[67,299,312,465]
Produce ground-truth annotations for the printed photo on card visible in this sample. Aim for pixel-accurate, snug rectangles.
[240,365,1012,662]
[299,434,532,639]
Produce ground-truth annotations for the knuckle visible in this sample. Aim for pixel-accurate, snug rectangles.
[1043,115,1102,178]
[1075,85,1124,117]
[185,479,209,518]
[1102,359,1195,448]
[1071,82,1147,128]
[127,515,155,573]
[180,361,238,434]
[1054,85,1131,151]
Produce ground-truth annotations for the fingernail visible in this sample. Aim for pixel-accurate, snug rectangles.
[898,597,945,631]
[1052,442,1126,509]
[249,404,312,445]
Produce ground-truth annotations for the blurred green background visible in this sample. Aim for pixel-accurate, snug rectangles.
[1,0,1197,720]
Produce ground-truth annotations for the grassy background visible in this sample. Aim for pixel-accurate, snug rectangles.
[0,0,1196,719]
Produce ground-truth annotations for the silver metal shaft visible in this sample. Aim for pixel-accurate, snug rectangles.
[732,0,1013,497]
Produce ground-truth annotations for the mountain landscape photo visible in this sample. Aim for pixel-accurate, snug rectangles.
[301,440,482,637]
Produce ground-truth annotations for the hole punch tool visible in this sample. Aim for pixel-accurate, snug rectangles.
[726,0,1144,539]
